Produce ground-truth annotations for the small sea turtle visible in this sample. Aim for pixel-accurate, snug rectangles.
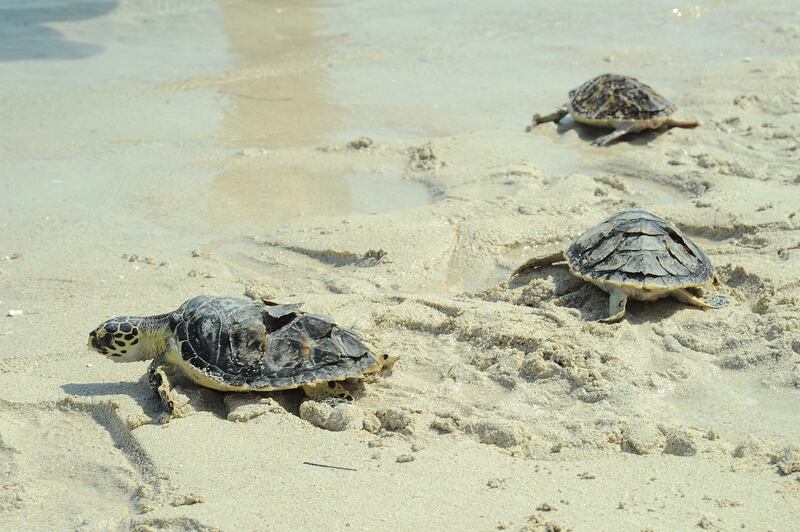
[530,74,699,146]
[512,209,726,322]
[88,295,395,414]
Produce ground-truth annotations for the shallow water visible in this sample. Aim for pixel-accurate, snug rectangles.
[345,171,430,214]
[207,0,776,232]
[0,0,778,234]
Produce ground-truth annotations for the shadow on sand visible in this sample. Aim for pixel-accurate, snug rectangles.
[509,263,688,323]
[532,115,667,146]
[61,378,160,416]
[61,377,316,421]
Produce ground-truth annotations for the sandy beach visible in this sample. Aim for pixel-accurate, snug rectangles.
[1,0,799,530]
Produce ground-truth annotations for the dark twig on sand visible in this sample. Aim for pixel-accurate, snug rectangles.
[302,461,358,472]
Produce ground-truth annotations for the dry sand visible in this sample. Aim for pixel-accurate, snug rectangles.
[2,0,800,530]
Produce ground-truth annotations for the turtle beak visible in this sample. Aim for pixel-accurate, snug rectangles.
[88,330,99,351]
[88,329,111,354]
[380,354,399,373]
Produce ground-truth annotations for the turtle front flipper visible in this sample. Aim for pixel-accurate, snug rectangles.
[147,354,176,413]
[511,251,566,279]
[147,350,193,419]
[592,124,636,146]
[599,288,627,323]
[530,106,569,129]
[302,381,354,404]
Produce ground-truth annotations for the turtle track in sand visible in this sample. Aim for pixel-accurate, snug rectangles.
[0,398,212,529]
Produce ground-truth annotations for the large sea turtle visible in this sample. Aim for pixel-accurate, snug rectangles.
[88,295,395,414]
[530,74,699,146]
[512,209,726,322]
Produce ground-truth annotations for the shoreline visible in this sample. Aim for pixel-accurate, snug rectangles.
[1,0,799,529]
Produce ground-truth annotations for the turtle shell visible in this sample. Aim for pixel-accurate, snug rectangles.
[565,209,714,289]
[568,74,676,122]
[170,295,381,389]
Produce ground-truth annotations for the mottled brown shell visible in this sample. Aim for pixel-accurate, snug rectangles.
[568,74,676,122]
[565,209,714,289]
[171,296,381,389]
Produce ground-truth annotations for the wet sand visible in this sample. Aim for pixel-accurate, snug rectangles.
[1,0,800,530]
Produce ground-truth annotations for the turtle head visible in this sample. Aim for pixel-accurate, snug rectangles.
[379,353,399,372]
[88,317,151,362]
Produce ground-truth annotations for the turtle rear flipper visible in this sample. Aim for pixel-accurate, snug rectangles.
[672,289,728,310]
[302,381,354,403]
[665,118,700,128]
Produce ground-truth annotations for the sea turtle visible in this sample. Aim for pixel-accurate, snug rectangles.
[511,209,726,322]
[530,73,699,146]
[88,295,395,414]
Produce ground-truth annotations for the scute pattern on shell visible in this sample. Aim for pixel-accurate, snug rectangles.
[171,296,379,389]
[568,74,676,122]
[565,209,714,288]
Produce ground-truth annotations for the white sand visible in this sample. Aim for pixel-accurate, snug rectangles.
[1,0,799,530]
